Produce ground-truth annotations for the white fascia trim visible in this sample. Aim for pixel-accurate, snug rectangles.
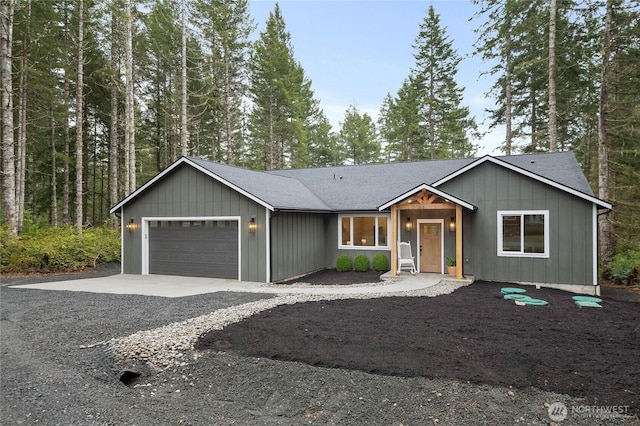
[141,216,242,281]
[109,157,274,214]
[378,183,476,211]
[432,156,613,210]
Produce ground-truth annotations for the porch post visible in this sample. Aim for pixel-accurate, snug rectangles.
[455,204,463,279]
[391,204,397,275]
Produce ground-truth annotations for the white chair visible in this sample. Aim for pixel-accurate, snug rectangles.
[397,241,417,275]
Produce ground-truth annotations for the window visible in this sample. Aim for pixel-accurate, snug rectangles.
[497,210,549,257]
[339,214,389,249]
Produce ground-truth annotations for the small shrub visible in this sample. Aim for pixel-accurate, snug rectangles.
[354,254,370,272]
[372,253,389,271]
[605,250,640,286]
[336,255,352,272]
[446,256,456,267]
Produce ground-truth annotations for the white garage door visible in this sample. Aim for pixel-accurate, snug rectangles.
[148,220,238,278]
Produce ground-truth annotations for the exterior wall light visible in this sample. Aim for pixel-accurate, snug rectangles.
[449,217,455,232]
[126,218,135,233]
[248,216,257,234]
[405,217,412,232]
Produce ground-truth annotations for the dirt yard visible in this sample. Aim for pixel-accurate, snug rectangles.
[198,280,640,416]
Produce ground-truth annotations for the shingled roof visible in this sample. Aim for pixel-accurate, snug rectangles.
[110,151,610,214]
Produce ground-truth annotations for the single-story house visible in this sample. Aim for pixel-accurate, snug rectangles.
[109,152,612,295]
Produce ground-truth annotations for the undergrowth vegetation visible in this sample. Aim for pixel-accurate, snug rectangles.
[1,218,120,274]
[604,248,640,287]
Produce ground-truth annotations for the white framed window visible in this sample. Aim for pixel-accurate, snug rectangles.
[497,210,549,258]
[338,214,390,250]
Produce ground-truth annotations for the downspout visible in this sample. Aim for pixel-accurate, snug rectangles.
[266,208,272,283]
[268,210,279,283]
[595,205,613,291]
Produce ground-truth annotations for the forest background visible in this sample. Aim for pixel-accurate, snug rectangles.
[1,0,639,282]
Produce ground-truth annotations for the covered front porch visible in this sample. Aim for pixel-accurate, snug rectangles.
[379,184,476,280]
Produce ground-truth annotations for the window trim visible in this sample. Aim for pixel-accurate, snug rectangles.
[497,210,549,258]
[338,213,391,250]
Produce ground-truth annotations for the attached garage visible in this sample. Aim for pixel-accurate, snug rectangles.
[145,219,239,279]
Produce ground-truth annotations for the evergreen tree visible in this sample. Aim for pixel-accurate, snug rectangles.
[413,5,477,159]
[378,77,422,162]
[308,113,340,167]
[473,0,588,154]
[139,0,181,169]
[247,3,326,170]
[192,0,253,165]
[338,104,380,165]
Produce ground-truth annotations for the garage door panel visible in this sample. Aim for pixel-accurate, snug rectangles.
[149,220,238,279]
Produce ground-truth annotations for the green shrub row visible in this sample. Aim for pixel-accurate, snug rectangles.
[335,253,389,272]
[604,249,640,286]
[1,224,121,273]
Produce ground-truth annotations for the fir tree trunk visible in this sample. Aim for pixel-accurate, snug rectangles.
[269,98,274,170]
[180,0,188,157]
[504,20,513,155]
[109,2,119,224]
[598,0,613,264]
[61,4,70,224]
[63,67,70,224]
[224,48,233,164]
[1,0,16,235]
[15,0,27,232]
[548,0,558,151]
[15,0,30,232]
[50,107,57,226]
[75,0,84,235]
[124,0,135,193]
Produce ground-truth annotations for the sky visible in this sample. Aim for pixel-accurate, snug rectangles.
[248,0,505,156]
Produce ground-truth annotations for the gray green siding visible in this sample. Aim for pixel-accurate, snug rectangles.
[121,164,268,282]
[439,162,594,285]
[270,212,327,282]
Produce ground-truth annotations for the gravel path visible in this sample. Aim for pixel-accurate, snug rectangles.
[2,269,638,425]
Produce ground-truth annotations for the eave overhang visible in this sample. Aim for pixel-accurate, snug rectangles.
[378,183,476,211]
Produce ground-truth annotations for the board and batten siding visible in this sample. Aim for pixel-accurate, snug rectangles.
[121,164,268,282]
[439,161,595,286]
[270,212,327,282]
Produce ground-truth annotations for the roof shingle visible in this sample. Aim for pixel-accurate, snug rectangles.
[190,152,597,211]
[110,151,600,214]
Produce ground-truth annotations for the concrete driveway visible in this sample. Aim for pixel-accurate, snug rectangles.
[9,273,466,298]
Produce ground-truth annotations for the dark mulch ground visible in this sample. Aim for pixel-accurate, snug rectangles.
[283,268,385,285]
[197,281,640,414]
